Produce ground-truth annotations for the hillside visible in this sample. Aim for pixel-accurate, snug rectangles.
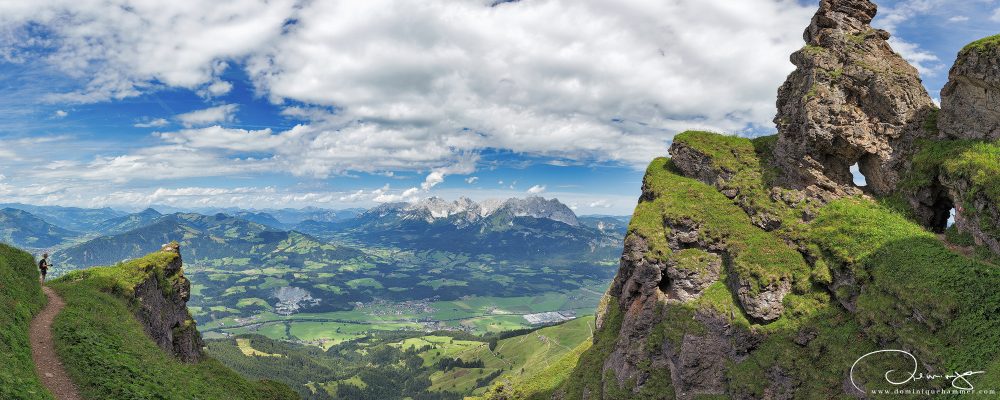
[47,244,297,399]
[53,212,363,271]
[93,208,163,235]
[205,316,595,399]
[0,208,79,249]
[0,203,124,233]
[549,2,1000,398]
[0,243,50,399]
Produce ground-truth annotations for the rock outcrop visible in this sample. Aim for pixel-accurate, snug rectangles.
[552,1,1000,398]
[603,234,760,398]
[939,36,1000,140]
[904,35,1000,248]
[131,242,204,363]
[939,173,1000,255]
[773,0,935,198]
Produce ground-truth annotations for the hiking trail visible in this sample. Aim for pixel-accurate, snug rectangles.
[30,286,83,400]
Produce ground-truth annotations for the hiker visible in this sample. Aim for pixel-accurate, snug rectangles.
[38,253,50,282]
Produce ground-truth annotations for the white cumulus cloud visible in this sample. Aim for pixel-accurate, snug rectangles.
[134,118,169,128]
[175,104,239,127]
[527,185,546,194]
[589,199,613,208]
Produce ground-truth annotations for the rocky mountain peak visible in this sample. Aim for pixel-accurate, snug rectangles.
[773,0,935,198]
[804,0,878,44]
[138,208,162,217]
[495,196,579,226]
[373,196,579,226]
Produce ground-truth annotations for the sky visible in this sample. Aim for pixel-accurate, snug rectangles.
[0,0,996,215]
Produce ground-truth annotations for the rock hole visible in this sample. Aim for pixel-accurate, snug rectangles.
[657,272,671,294]
[930,196,954,234]
[850,162,868,187]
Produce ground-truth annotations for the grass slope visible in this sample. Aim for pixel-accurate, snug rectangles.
[49,250,297,400]
[477,340,592,400]
[0,244,51,399]
[810,198,1000,388]
[630,155,810,296]
[426,316,595,395]
[557,131,1000,397]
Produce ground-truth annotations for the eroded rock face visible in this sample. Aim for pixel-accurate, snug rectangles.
[773,0,935,198]
[939,173,1000,255]
[939,42,1000,140]
[605,234,760,398]
[132,243,204,363]
[662,250,721,303]
[733,278,791,323]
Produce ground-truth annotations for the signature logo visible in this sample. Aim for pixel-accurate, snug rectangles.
[850,350,985,393]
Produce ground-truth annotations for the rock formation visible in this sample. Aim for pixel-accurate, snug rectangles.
[131,242,204,363]
[939,36,1000,140]
[602,234,761,398]
[552,2,1000,399]
[907,36,1000,246]
[773,0,935,198]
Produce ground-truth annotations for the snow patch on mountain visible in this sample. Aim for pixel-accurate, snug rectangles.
[370,196,579,226]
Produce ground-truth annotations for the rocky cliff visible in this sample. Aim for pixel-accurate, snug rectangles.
[904,34,1000,249]
[939,35,1000,141]
[554,1,1000,399]
[773,0,935,198]
[131,242,204,363]
[48,243,297,398]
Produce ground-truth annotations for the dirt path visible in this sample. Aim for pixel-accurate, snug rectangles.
[30,286,83,400]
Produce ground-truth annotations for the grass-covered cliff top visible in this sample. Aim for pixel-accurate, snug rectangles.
[962,34,1000,54]
[0,244,51,399]
[48,247,297,400]
[561,131,1000,396]
[630,157,809,294]
[58,246,181,298]
[810,198,1000,388]
[903,139,1000,197]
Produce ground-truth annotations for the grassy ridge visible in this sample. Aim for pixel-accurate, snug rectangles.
[630,156,810,295]
[558,131,1000,396]
[0,244,51,399]
[477,340,592,400]
[50,250,297,400]
[811,198,1000,387]
[962,34,1000,54]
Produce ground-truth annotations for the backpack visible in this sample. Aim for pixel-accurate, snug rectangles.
[38,259,48,270]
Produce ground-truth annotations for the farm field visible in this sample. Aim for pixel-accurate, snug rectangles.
[206,316,597,399]
[199,282,609,347]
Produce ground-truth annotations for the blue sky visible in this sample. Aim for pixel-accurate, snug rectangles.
[0,0,996,215]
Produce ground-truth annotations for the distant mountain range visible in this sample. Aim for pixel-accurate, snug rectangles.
[53,212,362,270]
[94,208,163,235]
[300,197,623,259]
[0,208,79,248]
[0,203,124,232]
[0,196,627,268]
